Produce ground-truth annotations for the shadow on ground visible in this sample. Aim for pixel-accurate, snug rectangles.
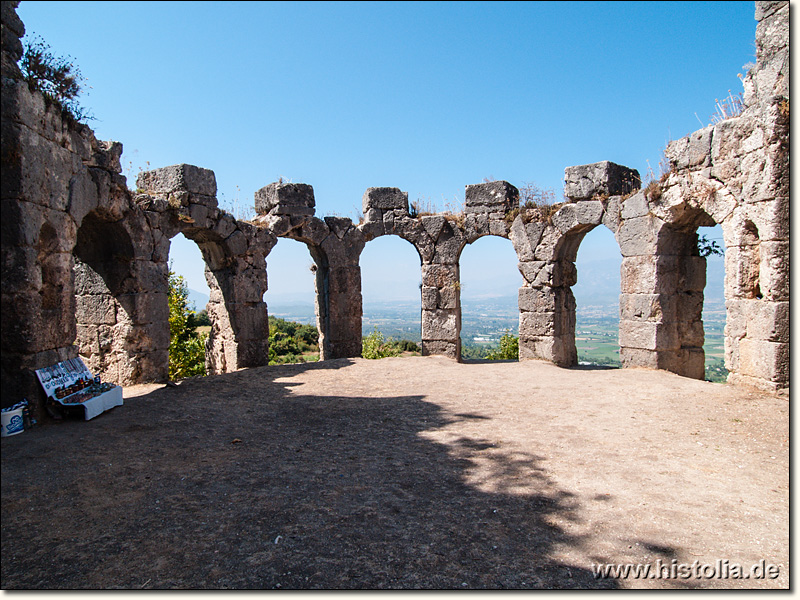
[1,360,617,589]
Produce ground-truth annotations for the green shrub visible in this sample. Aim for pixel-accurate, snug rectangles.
[485,331,519,361]
[268,316,319,365]
[392,339,420,353]
[168,271,207,380]
[19,34,93,123]
[362,328,402,359]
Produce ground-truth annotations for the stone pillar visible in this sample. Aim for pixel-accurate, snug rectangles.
[321,216,365,360]
[420,263,461,358]
[518,270,577,366]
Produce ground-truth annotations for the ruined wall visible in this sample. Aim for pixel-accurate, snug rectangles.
[0,0,789,418]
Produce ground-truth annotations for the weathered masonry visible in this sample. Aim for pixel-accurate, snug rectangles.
[0,1,788,416]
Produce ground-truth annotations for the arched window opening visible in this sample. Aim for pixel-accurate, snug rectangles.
[169,233,211,322]
[360,235,422,354]
[459,236,522,361]
[72,212,136,383]
[263,237,321,364]
[166,233,211,380]
[740,220,762,300]
[573,226,622,368]
[698,223,727,382]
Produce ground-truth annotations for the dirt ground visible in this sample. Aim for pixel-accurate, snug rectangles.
[0,356,789,590]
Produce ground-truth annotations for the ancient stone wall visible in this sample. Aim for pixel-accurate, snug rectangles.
[0,1,789,418]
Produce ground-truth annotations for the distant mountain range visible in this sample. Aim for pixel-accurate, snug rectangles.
[187,289,210,312]
[192,255,725,321]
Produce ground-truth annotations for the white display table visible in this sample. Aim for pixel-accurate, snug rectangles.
[35,358,123,421]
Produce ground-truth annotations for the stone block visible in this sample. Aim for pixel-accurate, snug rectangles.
[677,319,705,348]
[362,187,408,213]
[517,334,576,366]
[679,256,706,292]
[738,338,789,384]
[1,198,45,248]
[618,319,679,351]
[421,263,459,288]
[619,347,659,370]
[136,164,217,197]
[723,245,760,299]
[601,195,622,233]
[620,191,649,220]
[91,140,123,174]
[68,170,99,225]
[664,126,713,170]
[421,309,459,342]
[745,300,789,342]
[552,201,604,234]
[675,290,704,320]
[619,293,674,323]
[723,299,747,339]
[222,229,249,257]
[324,216,353,240]
[724,336,740,373]
[550,261,577,288]
[616,215,658,257]
[255,182,315,216]
[666,347,706,380]
[437,285,459,309]
[128,292,169,324]
[421,215,446,241]
[564,161,640,201]
[465,181,519,214]
[421,286,438,310]
[75,294,117,325]
[2,246,41,293]
[519,311,554,337]
[517,261,545,284]
[328,267,362,295]
[508,217,534,261]
[746,196,789,241]
[421,340,459,359]
[759,240,789,301]
[519,286,571,313]
[532,227,560,261]
[620,255,679,295]
[212,212,238,240]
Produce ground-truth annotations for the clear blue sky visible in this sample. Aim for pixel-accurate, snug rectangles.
[17,1,753,305]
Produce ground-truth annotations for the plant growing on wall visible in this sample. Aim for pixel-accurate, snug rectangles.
[19,34,93,122]
[168,270,207,380]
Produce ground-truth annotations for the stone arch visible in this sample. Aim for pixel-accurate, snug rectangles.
[136,165,273,376]
[271,229,332,360]
[253,181,367,360]
[359,232,422,342]
[171,220,272,375]
[458,232,521,359]
[516,198,613,368]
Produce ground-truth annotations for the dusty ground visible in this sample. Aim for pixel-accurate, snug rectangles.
[0,357,789,589]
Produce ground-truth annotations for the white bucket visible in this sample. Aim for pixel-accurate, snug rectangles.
[1,408,24,437]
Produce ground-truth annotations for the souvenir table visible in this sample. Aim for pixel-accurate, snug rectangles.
[36,358,123,420]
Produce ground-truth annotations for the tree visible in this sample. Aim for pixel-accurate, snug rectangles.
[697,234,724,257]
[168,270,207,380]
